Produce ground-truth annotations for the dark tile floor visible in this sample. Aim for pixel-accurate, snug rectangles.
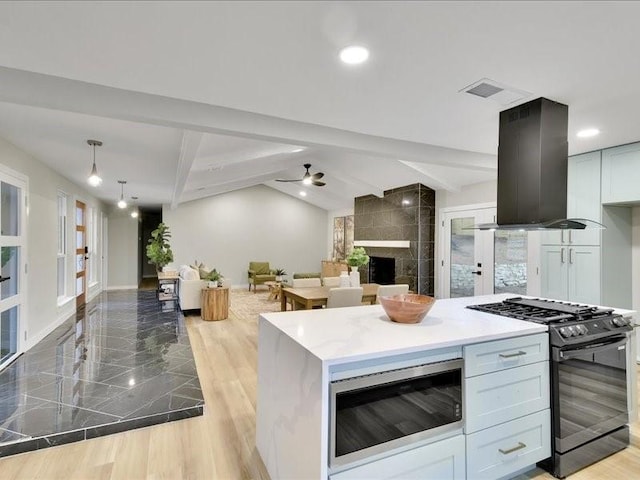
[0,290,204,457]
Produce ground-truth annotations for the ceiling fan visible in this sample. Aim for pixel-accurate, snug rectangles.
[276,163,326,186]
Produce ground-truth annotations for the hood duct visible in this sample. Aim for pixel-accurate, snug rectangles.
[479,97,604,231]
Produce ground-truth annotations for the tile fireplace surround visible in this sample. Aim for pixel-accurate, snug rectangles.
[0,290,203,457]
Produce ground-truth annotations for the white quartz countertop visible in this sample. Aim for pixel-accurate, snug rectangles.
[260,294,550,365]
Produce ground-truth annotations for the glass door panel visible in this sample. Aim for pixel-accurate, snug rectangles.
[1,181,20,236]
[1,246,19,299]
[0,306,18,364]
[450,217,476,298]
[494,231,528,295]
[76,200,86,308]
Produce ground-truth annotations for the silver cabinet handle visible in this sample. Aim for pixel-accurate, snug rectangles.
[569,248,573,264]
[499,442,527,455]
[561,230,566,243]
[499,350,526,358]
[560,247,565,263]
[568,230,573,243]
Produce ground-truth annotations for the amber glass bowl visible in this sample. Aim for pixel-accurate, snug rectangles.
[379,294,436,324]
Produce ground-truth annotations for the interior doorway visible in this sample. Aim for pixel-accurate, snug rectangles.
[138,208,162,288]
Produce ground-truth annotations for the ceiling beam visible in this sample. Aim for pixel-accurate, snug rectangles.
[398,160,461,192]
[171,130,203,209]
[0,66,496,173]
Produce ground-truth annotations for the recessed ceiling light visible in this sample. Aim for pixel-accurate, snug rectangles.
[339,45,369,65]
[291,148,305,153]
[402,199,411,205]
[299,191,307,197]
[577,128,600,138]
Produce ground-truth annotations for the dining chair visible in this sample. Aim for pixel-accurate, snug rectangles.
[292,278,322,288]
[376,284,410,303]
[326,287,364,309]
[322,276,341,287]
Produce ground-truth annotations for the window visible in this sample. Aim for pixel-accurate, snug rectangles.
[494,230,527,295]
[57,192,67,299]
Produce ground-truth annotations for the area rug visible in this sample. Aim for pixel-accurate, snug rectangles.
[228,288,283,321]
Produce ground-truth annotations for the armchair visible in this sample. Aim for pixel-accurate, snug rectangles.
[248,261,276,292]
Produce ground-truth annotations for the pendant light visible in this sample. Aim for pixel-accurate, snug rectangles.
[130,196,139,218]
[117,180,127,209]
[87,139,103,187]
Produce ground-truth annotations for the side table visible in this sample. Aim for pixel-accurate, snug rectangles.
[201,287,229,321]
[157,272,179,311]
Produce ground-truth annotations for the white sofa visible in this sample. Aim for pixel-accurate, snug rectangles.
[178,266,207,311]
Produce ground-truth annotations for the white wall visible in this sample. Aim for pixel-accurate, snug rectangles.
[107,208,139,289]
[164,185,328,286]
[0,136,106,349]
[632,207,640,313]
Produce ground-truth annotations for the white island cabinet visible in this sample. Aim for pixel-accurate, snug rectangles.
[256,294,551,480]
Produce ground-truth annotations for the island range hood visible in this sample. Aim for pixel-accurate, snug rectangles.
[479,97,603,230]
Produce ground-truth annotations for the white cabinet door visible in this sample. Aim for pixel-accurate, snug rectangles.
[540,245,568,301]
[567,152,602,246]
[330,435,466,480]
[567,246,601,305]
[602,142,640,204]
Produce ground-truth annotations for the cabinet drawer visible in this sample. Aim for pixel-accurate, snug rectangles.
[464,333,548,377]
[466,409,551,480]
[329,434,465,480]
[465,361,550,433]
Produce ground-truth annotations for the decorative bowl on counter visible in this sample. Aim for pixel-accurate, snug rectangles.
[379,294,436,324]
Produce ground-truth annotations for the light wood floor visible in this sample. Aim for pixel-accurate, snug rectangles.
[0,297,638,479]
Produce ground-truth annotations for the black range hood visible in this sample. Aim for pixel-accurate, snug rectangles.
[479,97,603,231]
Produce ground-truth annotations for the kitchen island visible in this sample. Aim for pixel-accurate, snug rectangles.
[256,294,553,480]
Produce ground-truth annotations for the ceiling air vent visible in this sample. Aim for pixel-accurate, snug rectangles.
[460,78,531,106]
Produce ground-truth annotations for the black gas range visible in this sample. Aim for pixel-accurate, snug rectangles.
[468,297,632,478]
[467,296,631,347]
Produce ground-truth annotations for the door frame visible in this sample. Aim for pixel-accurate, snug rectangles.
[0,164,28,370]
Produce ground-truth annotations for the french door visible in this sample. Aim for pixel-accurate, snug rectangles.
[0,168,27,370]
[441,206,530,298]
[76,200,87,308]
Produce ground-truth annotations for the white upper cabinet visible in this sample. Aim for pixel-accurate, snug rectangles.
[602,142,640,204]
[542,151,601,246]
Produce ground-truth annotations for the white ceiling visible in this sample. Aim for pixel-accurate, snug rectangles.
[0,1,638,210]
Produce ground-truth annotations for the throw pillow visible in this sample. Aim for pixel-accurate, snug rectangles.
[181,267,199,281]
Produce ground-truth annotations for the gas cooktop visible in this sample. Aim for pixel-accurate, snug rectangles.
[466,297,614,324]
[467,297,631,346]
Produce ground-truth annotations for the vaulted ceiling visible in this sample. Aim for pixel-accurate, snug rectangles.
[0,2,638,210]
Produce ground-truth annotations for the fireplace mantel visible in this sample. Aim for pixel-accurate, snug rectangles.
[353,240,410,248]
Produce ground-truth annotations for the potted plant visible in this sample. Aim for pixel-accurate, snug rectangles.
[205,268,223,288]
[346,247,370,272]
[346,247,369,287]
[146,222,174,273]
[274,268,287,282]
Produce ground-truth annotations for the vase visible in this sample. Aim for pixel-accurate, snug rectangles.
[275,275,283,282]
[350,269,360,287]
[208,280,218,288]
[339,271,350,287]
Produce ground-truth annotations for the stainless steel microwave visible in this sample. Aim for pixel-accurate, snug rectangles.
[329,358,464,467]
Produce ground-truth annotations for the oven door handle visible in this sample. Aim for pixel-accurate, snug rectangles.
[557,336,627,361]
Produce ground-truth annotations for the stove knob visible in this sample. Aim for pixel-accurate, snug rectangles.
[568,326,577,337]
[613,317,628,327]
[577,325,588,335]
[559,327,571,338]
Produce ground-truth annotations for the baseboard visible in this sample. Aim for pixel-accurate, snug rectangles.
[26,308,75,350]
[105,285,138,291]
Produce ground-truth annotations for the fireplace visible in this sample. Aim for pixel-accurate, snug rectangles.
[369,256,395,285]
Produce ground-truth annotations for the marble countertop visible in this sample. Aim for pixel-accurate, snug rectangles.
[260,293,550,365]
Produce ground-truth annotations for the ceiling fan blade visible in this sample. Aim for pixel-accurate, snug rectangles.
[312,180,326,186]
[275,178,302,183]
[311,172,324,180]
